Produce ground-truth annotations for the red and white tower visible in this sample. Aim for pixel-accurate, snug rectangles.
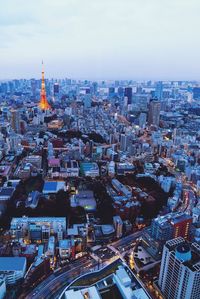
[38,62,51,110]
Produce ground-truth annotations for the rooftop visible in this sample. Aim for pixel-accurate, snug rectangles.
[0,257,26,271]
[65,286,101,299]
[48,158,60,167]
[81,162,99,171]
[0,187,15,198]
[59,239,71,249]
[166,238,200,272]
[43,181,66,193]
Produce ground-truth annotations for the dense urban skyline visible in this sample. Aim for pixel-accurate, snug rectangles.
[1,2,200,299]
[1,0,200,80]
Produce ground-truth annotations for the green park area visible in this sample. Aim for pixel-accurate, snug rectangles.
[71,260,121,287]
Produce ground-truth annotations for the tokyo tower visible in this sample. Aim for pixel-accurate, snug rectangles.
[38,62,51,110]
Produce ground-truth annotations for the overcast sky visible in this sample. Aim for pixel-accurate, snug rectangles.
[0,0,200,80]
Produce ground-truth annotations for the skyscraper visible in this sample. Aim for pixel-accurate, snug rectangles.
[158,237,200,299]
[155,81,163,100]
[193,87,200,100]
[118,87,124,97]
[30,79,37,98]
[148,99,161,127]
[139,113,147,128]
[53,83,59,95]
[109,87,115,97]
[124,87,132,104]
[10,109,20,133]
[38,62,51,110]
[120,134,131,152]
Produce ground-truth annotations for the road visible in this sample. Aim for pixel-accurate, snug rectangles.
[23,256,97,299]
[23,231,144,299]
[22,156,188,299]
[111,231,143,251]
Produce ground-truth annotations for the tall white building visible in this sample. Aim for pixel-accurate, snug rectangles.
[159,237,200,299]
[148,99,161,127]
[6,133,21,153]
[108,161,115,177]
[139,112,147,128]
[113,216,123,238]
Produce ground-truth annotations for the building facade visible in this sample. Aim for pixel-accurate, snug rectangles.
[159,237,200,299]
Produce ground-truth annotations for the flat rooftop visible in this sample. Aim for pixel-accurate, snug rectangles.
[81,162,99,170]
[0,257,26,271]
[43,181,66,193]
[65,286,101,299]
[0,187,15,197]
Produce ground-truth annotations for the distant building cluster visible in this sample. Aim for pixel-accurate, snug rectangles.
[0,72,200,298]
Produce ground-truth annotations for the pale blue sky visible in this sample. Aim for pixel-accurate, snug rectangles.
[0,0,200,80]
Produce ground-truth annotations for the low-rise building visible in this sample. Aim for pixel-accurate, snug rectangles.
[59,239,72,259]
[116,162,135,175]
[80,162,99,177]
[0,165,12,181]
[25,191,41,209]
[64,286,101,299]
[70,190,96,212]
[11,217,66,241]
[0,257,27,285]
[62,264,150,299]
[64,160,79,177]
[42,181,66,195]
[46,236,55,257]
[0,187,15,202]
[112,179,132,198]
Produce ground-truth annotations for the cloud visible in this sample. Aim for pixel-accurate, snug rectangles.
[0,0,200,79]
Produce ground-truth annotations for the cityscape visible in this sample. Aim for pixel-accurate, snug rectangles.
[1,1,200,299]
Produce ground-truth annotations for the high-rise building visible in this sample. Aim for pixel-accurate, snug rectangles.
[118,87,124,97]
[124,87,132,104]
[38,62,51,110]
[84,95,92,108]
[151,216,172,242]
[158,237,200,299]
[139,112,147,128]
[91,82,98,95]
[85,88,90,94]
[170,213,192,240]
[148,99,161,127]
[30,78,37,98]
[120,134,131,152]
[155,81,163,100]
[113,216,123,238]
[6,133,21,153]
[53,82,59,95]
[151,213,192,242]
[109,87,115,97]
[10,109,20,133]
[193,87,200,100]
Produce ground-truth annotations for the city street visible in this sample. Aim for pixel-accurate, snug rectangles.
[23,230,144,299]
